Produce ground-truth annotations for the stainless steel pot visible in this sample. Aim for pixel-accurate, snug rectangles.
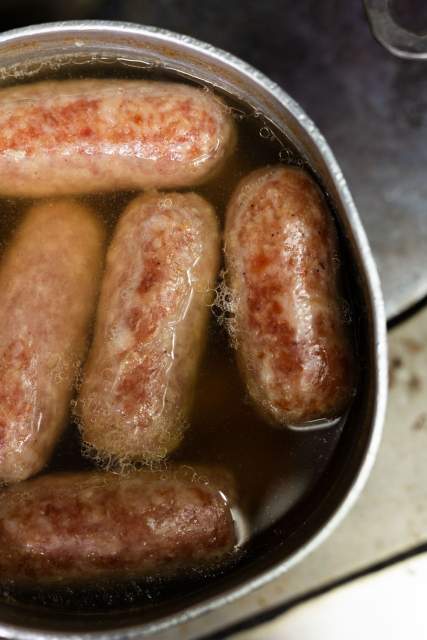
[0,21,388,639]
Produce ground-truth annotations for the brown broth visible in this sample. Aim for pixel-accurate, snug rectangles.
[0,57,357,613]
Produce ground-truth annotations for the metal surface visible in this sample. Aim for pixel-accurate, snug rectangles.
[365,0,427,59]
[0,21,388,640]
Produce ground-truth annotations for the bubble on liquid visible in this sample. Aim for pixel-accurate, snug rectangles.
[46,354,82,388]
[80,437,174,476]
[0,54,107,82]
[159,197,172,210]
[279,147,294,163]
[210,270,238,347]
[229,106,246,121]
[81,440,117,472]
[179,464,206,486]
[259,126,272,139]
[78,405,188,475]
[0,61,52,82]
[73,364,86,394]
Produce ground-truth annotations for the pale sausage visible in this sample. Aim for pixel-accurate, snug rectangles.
[0,80,235,197]
[78,192,219,462]
[0,200,105,483]
[225,166,355,426]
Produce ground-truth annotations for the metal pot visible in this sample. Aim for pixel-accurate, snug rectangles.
[0,21,388,639]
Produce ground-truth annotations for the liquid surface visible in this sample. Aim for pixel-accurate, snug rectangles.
[0,57,357,613]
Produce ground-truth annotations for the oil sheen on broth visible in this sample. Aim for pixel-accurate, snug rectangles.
[0,57,353,611]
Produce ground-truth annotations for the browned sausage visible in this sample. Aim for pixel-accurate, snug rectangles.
[225,165,355,426]
[0,200,105,483]
[0,468,237,585]
[78,192,220,463]
[0,80,235,197]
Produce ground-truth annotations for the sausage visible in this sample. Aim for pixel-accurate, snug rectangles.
[78,192,220,463]
[0,79,235,198]
[0,468,236,585]
[225,165,355,426]
[0,200,105,483]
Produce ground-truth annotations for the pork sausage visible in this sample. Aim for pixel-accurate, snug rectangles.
[225,165,355,426]
[78,192,219,462]
[0,200,105,483]
[0,79,235,197]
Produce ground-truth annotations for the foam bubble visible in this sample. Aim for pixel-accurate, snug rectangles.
[159,197,172,210]
[210,270,238,347]
[0,56,80,82]
[76,402,188,475]
[80,436,174,475]
[259,126,272,139]
[229,106,246,121]
[279,147,294,163]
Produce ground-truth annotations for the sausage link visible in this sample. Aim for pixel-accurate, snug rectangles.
[0,200,105,483]
[78,192,220,462]
[0,79,235,197]
[225,166,355,426]
[0,468,236,585]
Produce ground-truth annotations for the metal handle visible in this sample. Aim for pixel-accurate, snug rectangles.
[364,0,427,59]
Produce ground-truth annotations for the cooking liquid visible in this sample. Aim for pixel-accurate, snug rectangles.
[0,57,359,613]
